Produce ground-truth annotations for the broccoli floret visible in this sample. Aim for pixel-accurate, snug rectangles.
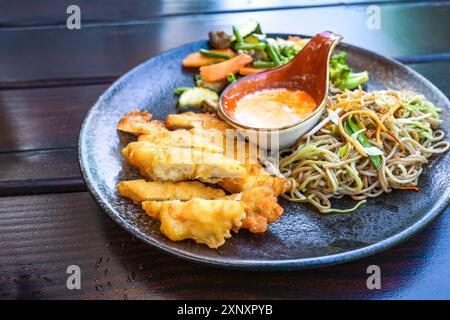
[329,52,368,90]
[339,71,369,90]
[281,46,300,61]
[329,52,351,85]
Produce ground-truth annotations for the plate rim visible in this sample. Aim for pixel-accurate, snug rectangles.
[78,34,450,271]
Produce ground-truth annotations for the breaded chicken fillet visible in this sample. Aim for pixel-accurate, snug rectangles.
[221,186,284,233]
[219,166,291,196]
[137,128,224,153]
[117,110,167,135]
[122,142,247,183]
[163,112,291,196]
[118,179,225,202]
[142,199,245,248]
[165,112,230,132]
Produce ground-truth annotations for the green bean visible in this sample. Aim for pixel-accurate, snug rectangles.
[235,42,266,51]
[232,26,244,43]
[227,73,237,83]
[252,60,277,68]
[199,49,230,59]
[272,43,283,61]
[266,44,281,66]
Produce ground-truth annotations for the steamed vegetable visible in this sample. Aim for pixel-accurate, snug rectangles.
[230,20,263,42]
[344,116,382,169]
[287,35,302,42]
[268,37,308,63]
[329,52,369,90]
[194,74,228,92]
[200,54,253,82]
[180,21,371,98]
[194,74,202,86]
[243,34,261,44]
[173,87,191,95]
[232,23,267,53]
[239,66,267,75]
[235,42,266,51]
[252,60,277,68]
[201,80,228,93]
[199,49,231,59]
[227,73,237,83]
[239,49,267,61]
[208,31,231,49]
[183,49,235,67]
[232,26,244,44]
[266,43,281,66]
[178,87,219,108]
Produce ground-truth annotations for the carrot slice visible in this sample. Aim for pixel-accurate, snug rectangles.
[288,35,303,42]
[200,54,253,82]
[182,49,236,68]
[399,186,420,192]
[239,66,268,75]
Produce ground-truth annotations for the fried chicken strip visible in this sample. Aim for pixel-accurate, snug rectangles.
[142,199,245,248]
[220,186,284,233]
[137,128,224,153]
[117,110,167,135]
[122,142,247,183]
[118,179,225,202]
[165,112,230,132]
[166,112,229,150]
[217,139,291,196]
[165,112,291,196]
[117,110,288,247]
[219,166,291,196]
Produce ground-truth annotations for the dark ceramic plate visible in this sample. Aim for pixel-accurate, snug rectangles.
[79,35,450,270]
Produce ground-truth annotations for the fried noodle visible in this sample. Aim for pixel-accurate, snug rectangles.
[279,89,449,213]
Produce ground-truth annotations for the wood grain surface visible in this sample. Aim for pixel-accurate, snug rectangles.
[0,84,108,151]
[0,0,449,299]
[1,3,449,86]
[0,193,449,299]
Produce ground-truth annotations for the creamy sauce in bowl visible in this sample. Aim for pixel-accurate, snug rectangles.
[232,88,317,129]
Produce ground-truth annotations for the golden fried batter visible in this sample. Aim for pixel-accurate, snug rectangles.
[118,179,225,202]
[117,110,166,135]
[221,186,284,233]
[117,110,289,248]
[166,113,290,194]
[142,199,245,248]
[123,142,247,183]
[137,127,224,154]
[165,112,230,132]
[219,166,291,196]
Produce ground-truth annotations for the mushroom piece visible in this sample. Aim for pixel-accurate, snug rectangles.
[237,49,266,61]
[208,31,231,49]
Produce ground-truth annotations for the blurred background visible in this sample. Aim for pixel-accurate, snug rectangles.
[1,0,449,88]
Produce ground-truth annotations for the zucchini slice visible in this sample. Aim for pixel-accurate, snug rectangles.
[178,87,219,108]
[231,20,262,42]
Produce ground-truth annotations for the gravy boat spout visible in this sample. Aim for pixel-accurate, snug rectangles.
[218,31,343,149]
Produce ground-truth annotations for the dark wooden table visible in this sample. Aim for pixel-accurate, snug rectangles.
[1,0,449,300]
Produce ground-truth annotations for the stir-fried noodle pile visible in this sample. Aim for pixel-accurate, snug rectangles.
[280,89,449,213]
